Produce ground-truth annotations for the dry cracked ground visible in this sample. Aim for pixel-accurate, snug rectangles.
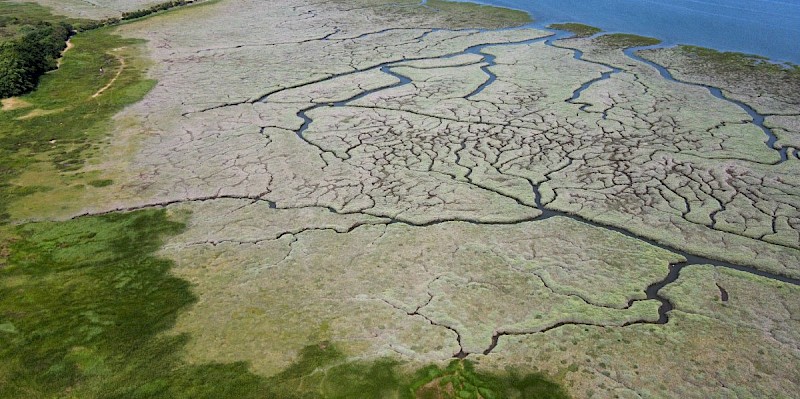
[13,0,800,397]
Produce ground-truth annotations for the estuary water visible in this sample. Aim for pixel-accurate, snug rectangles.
[457,0,800,64]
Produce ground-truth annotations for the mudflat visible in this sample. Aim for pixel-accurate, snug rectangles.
[1,0,798,398]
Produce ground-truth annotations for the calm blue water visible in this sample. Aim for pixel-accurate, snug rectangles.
[457,0,800,64]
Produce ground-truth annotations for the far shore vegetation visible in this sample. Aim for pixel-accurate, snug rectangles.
[678,45,800,74]
[425,0,531,27]
[595,33,661,48]
[548,22,602,38]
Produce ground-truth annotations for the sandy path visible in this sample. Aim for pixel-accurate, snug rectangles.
[55,38,75,69]
[92,48,126,99]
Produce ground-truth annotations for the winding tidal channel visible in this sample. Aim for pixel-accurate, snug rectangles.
[168,16,800,357]
[249,25,800,357]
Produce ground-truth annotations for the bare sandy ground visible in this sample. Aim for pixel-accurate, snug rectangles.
[1,97,32,111]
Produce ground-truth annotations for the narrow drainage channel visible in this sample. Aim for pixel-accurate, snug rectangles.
[288,65,413,160]
[476,229,798,357]
[464,49,497,99]
[535,207,800,287]
[459,24,795,166]
[716,283,729,302]
[468,199,800,356]
[278,33,556,157]
[477,260,685,356]
[564,59,620,118]
[282,26,800,291]
[462,29,616,101]
[623,45,794,163]
[545,32,623,119]
[254,23,800,357]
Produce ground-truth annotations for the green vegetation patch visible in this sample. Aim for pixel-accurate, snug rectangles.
[87,179,113,188]
[548,23,601,38]
[595,33,660,49]
[678,45,800,76]
[0,209,273,398]
[0,27,155,223]
[269,343,571,398]
[0,209,569,398]
[410,359,571,399]
[0,210,281,398]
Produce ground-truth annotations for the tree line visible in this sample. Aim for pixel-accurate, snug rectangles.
[0,21,71,98]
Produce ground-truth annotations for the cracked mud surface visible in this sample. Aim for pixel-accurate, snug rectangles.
[36,0,800,397]
[161,200,680,372]
[638,45,800,157]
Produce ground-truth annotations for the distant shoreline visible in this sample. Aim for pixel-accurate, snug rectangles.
[451,0,799,66]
